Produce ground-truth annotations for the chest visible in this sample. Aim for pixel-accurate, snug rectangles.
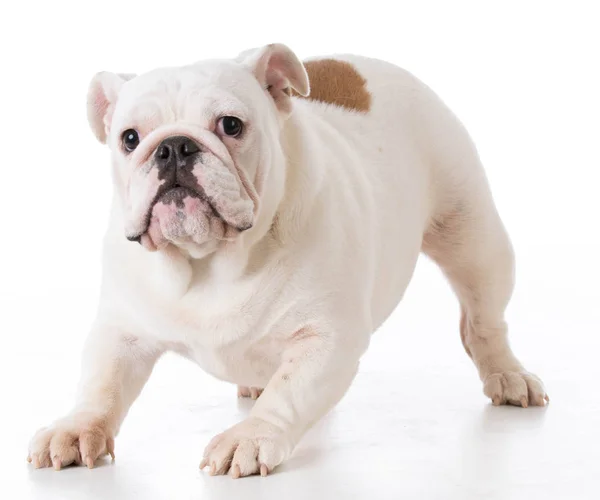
[127,261,296,386]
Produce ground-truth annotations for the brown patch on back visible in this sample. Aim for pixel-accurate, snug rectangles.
[293,59,371,112]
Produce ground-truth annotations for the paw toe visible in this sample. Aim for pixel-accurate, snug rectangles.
[231,439,259,477]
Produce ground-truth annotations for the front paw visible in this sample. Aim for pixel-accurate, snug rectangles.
[28,413,114,470]
[483,371,549,407]
[200,417,291,478]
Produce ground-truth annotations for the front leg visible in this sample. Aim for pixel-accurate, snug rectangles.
[28,321,162,469]
[201,327,360,478]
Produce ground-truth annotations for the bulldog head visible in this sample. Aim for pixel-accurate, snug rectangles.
[87,44,309,257]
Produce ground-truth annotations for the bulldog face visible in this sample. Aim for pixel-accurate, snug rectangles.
[87,44,309,256]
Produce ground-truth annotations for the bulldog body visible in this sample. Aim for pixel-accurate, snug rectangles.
[29,45,547,477]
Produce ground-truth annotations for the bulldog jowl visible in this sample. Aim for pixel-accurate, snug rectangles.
[143,186,228,251]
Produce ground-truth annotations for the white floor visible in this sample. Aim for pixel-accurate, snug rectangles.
[3,243,599,500]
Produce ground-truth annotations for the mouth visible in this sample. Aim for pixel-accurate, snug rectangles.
[127,183,217,242]
[130,179,251,253]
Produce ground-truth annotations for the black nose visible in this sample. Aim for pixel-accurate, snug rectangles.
[155,136,200,167]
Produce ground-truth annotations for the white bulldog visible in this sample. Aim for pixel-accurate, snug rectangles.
[28,44,548,478]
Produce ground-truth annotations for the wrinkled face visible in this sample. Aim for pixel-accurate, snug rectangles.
[112,62,270,255]
[87,45,309,257]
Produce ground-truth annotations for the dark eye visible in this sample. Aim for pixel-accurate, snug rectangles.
[218,116,243,138]
[122,129,140,152]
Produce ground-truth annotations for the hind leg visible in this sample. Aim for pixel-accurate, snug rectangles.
[237,386,263,400]
[423,190,548,407]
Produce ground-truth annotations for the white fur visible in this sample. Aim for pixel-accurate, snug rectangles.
[28,45,547,477]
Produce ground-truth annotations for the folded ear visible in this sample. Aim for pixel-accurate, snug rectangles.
[239,44,309,115]
[86,72,136,144]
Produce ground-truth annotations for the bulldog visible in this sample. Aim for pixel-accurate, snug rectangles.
[28,44,548,478]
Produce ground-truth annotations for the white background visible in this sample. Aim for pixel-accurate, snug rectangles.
[1,1,599,499]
